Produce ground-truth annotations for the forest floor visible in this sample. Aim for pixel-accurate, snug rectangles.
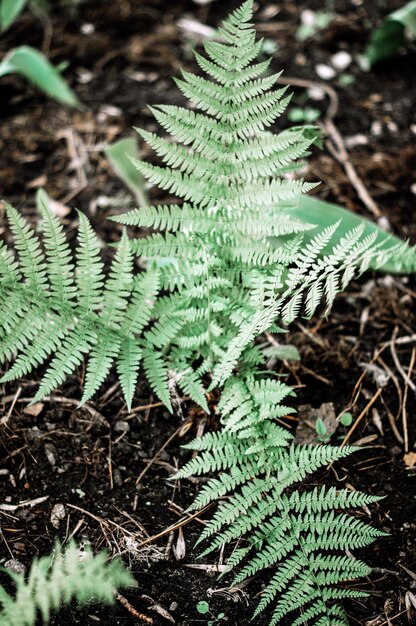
[0,1,416,625]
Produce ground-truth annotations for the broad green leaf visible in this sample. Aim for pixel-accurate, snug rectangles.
[0,46,79,107]
[315,417,327,437]
[365,0,416,67]
[0,0,28,31]
[276,195,416,274]
[104,138,149,208]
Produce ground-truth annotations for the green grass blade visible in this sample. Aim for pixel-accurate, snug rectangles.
[0,46,79,107]
[0,0,28,31]
[104,138,149,207]
[277,196,416,274]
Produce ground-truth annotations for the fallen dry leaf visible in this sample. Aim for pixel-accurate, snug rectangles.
[23,402,44,417]
[47,198,72,218]
[404,452,416,468]
[295,403,336,444]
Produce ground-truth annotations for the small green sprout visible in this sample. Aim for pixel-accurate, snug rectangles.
[196,601,226,624]
[339,412,353,427]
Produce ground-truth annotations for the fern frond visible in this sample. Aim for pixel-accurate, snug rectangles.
[116,337,142,411]
[0,542,134,626]
[0,209,158,408]
[39,204,76,306]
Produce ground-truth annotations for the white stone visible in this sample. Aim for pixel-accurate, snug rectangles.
[371,121,382,136]
[308,86,325,101]
[387,121,398,133]
[315,64,336,80]
[377,216,391,232]
[80,23,95,35]
[5,560,26,575]
[344,134,368,148]
[331,51,352,70]
[300,10,316,26]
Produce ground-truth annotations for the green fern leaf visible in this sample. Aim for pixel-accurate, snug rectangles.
[0,542,134,626]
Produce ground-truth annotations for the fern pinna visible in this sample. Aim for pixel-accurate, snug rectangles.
[112,2,392,624]
[0,203,160,410]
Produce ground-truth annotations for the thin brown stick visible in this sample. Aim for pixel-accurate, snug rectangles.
[402,347,416,452]
[17,395,109,426]
[324,118,381,218]
[135,504,214,550]
[129,401,164,414]
[341,387,383,449]
[168,500,208,526]
[116,592,154,624]
[390,327,416,394]
[66,503,135,537]
[277,75,382,217]
[1,386,22,426]
[136,426,182,485]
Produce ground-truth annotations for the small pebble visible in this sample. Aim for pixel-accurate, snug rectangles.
[97,105,122,122]
[44,443,58,467]
[5,559,26,575]
[331,51,352,71]
[50,503,66,529]
[76,69,93,85]
[344,134,368,148]
[80,23,95,35]
[371,121,383,136]
[315,64,336,80]
[410,183,416,195]
[386,121,398,133]
[113,420,130,434]
[377,216,391,232]
[300,10,315,27]
[308,86,325,101]
[113,468,123,487]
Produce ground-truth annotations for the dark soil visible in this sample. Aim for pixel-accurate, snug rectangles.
[1,1,416,625]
